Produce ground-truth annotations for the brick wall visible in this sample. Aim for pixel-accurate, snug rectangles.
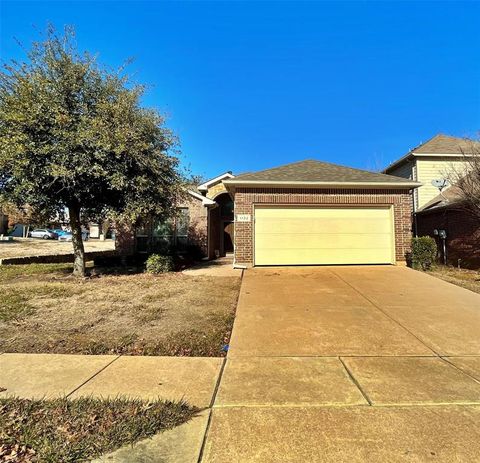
[181,196,209,256]
[233,187,414,265]
[416,208,480,269]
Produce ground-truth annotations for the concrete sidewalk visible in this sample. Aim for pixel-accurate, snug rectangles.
[0,353,223,407]
[0,353,224,463]
[182,256,242,277]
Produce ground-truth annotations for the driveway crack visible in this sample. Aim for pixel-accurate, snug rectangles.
[339,356,372,406]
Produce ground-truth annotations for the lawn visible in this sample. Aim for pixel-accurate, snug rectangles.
[0,396,196,462]
[0,263,241,356]
[427,266,480,294]
[0,238,115,259]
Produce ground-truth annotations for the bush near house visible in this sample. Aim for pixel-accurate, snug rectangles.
[411,236,438,271]
[145,254,175,274]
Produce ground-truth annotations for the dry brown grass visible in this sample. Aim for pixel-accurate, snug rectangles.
[0,238,115,259]
[0,264,241,356]
[427,266,480,294]
[0,396,196,463]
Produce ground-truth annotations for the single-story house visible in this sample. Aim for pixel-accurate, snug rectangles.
[415,186,480,269]
[134,159,421,267]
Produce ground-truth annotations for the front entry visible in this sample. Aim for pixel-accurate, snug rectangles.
[223,221,234,254]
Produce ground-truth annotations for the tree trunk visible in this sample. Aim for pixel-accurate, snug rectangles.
[68,201,85,277]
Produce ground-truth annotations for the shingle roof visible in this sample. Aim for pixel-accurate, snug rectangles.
[413,134,478,154]
[418,186,463,212]
[384,134,479,173]
[224,159,419,187]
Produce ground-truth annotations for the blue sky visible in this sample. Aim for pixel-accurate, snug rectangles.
[1,1,479,179]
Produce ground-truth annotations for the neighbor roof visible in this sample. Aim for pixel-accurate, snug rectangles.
[417,185,463,213]
[413,134,477,154]
[223,159,421,189]
[384,134,478,173]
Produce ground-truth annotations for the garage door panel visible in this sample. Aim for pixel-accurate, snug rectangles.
[255,248,392,265]
[256,207,389,219]
[255,219,391,235]
[254,207,394,266]
[255,233,393,250]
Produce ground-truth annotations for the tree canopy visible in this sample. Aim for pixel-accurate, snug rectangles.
[0,27,184,275]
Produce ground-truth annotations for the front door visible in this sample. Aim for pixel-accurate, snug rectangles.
[223,221,234,254]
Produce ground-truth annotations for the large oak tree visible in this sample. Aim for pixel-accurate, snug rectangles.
[0,27,183,276]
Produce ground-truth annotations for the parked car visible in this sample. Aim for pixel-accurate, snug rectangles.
[52,228,69,238]
[30,229,58,240]
[58,231,89,242]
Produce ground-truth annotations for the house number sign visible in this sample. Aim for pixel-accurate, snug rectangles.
[236,214,251,222]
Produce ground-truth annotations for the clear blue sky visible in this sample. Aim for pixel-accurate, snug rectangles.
[1,1,479,179]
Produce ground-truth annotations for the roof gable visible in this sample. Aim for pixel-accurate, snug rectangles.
[187,190,216,206]
[225,159,418,187]
[384,134,478,173]
[414,134,477,155]
[197,172,234,191]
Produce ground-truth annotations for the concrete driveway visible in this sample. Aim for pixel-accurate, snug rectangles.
[202,266,480,462]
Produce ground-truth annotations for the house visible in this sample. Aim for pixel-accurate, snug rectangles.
[415,186,480,269]
[135,160,420,267]
[224,160,419,267]
[383,134,475,212]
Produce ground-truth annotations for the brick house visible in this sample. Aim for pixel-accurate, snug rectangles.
[224,160,419,267]
[135,160,420,267]
[415,186,480,269]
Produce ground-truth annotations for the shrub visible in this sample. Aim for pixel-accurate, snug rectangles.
[145,254,174,274]
[185,244,205,261]
[411,236,437,271]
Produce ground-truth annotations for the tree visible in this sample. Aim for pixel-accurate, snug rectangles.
[449,136,480,220]
[0,26,184,276]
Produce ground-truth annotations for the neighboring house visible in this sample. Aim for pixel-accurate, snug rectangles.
[415,186,480,269]
[383,134,475,212]
[134,160,420,266]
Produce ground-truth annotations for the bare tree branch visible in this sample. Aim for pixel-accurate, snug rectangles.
[448,136,480,219]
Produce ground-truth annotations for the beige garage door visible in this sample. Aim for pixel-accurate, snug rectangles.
[254,206,394,266]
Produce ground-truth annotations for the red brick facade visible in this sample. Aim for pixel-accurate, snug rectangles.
[232,187,414,266]
[184,195,209,256]
[416,207,480,269]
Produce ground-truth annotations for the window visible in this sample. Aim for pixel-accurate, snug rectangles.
[175,208,189,249]
[153,217,174,248]
[136,208,190,253]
